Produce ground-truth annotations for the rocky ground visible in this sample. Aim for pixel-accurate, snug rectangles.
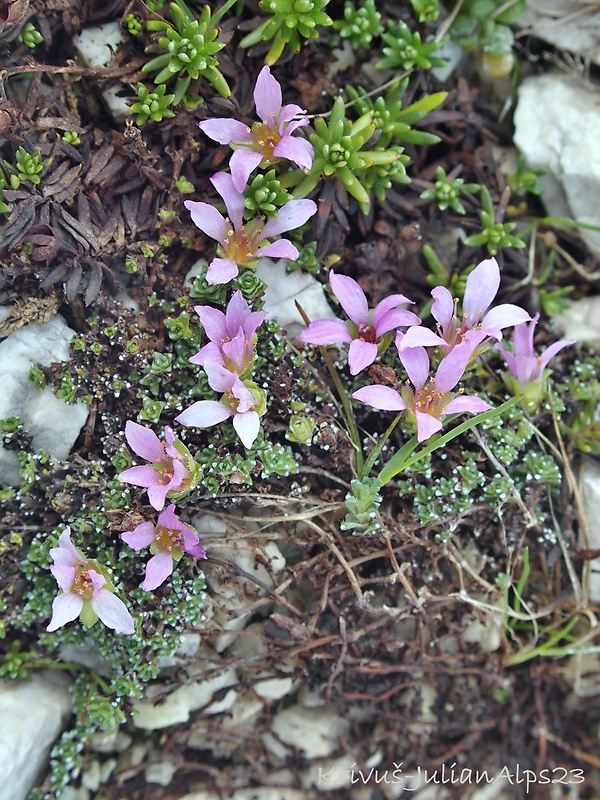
[1,1,600,799]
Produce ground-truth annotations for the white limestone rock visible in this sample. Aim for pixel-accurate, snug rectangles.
[579,460,600,602]
[73,23,131,121]
[255,258,337,337]
[513,74,600,255]
[268,704,350,759]
[521,0,600,66]
[0,311,89,486]
[178,790,309,800]
[0,671,72,800]
[556,296,600,342]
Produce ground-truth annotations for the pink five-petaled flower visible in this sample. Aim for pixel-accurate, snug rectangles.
[118,421,200,511]
[176,362,266,449]
[47,527,134,634]
[185,171,317,285]
[121,505,206,592]
[495,313,574,409]
[190,290,266,377]
[398,257,531,356]
[198,65,314,192]
[299,270,422,376]
[353,333,492,442]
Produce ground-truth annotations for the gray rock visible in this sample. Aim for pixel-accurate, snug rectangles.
[514,74,600,254]
[521,0,600,66]
[579,460,600,602]
[0,311,89,486]
[0,671,72,800]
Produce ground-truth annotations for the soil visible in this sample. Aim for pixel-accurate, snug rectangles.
[1,1,599,799]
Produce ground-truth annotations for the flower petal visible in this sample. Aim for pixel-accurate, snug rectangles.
[353,385,406,411]
[142,551,174,592]
[198,118,252,145]
[194,305,226,343]
[184,201,226,244]
[273,135,314,169]
[124,421,165,461]
[50,565,75,593]
[254,65,282,121]
[348,339,378,375]
[176,400,233,428]
[255,240,299,260]
[444,396,492,415]
[434,345,472,394]
[395,326,445,350]
[211,171,245,227]
[206,257,240,285]
[299,318,352,346]
[50,528,84,567]
[146,483,170,512]
[233,409,261,448]
[462,257,500,325]
[481,304,531,338]
[513,313,538,357]
[261,199,317,238]
[229,149,263,194]
[328,271,369,325]
[373,308,422,337]
[46,592,83,632]
[430,286,455,330]
[118,464,160,489]
[538,338,575,371]
[415,410,443,442]
[91,589,135,634]
[398,345,430,391]
[121,522,156,551]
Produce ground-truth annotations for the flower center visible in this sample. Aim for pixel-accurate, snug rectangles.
[73,565,94,598]
[251,116,280,161]
[155,525,183,551]
[222,219,263,265]
[357,323,377,344]
[153,456,175,485]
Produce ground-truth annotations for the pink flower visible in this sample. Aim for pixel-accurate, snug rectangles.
[118,422,201,511]
[47,528,134,634]
[299,270,421,375]
[198,65,314,192]
[495,313,574,409]
[121,505,206,592]
[399,257,531,355]
[185,171,317,284]
[176,362,266,449]
[191,290,266,376]
[353,333,492,442]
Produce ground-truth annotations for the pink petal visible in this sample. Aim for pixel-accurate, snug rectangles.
[299,318,352,346]
[280,109,308,128]
[184,201,226,244]
[88,570,107,593]
[352,385,406,411]
[121,522,156,551]
[194,305,226,342]
[431,286,455,331]
[176,400,233,428]
[273,135,314,169]
[415,410,443,442]
[513,313,538,357]
[210,171,245,228]
[204,362,237,392]
[462,257,500,325]
[329,271,369,326]
[434,345,472,394]
[190,342,223,367]
[50,565,75,593]
[229,149,263,193]
[124,421,165,462]
[233,409,261,448]
[206,257,240,284]
[147,482,170,512]
[198,118,252,145]
[255,240,299,260]
[373,308,421,337]
[398,345,430,391]
[348,339,378,375]
[46,592,84,632]
[481,304,531,338]
[261,199,317,238]
[254,65,282,121]
[538,338,575,371]
[91,589,135,634]
[182,529,206,558]
[50,528,84,567]
[395,326,446,350]
[142,551,174,591]
[224,291,250,334]
[444,396,492,415]
[372,293,415,329]
[156,503,180,529]
[118,464,161,489]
